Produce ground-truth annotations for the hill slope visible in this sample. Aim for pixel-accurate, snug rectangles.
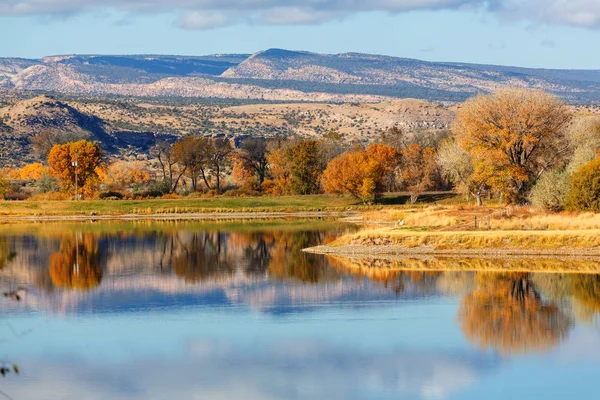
[2,50,600,103]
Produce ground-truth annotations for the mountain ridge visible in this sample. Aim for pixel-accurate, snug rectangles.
[2,49,600,103]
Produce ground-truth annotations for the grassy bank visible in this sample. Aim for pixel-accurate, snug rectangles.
[0,194,366,217]
[330,228,600,250]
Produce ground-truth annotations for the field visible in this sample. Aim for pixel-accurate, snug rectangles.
[0,194,369,218]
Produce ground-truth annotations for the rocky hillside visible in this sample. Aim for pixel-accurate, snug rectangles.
[3,50,600,103]
[0,95,177,166]
[0,94,456,166]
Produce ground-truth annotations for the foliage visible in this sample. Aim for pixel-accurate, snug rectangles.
[400,144,438,204]
[36,173,61,194]
[0,172,10,199]
[47,140,103,199]
[236,138,269,185]
[455,89,572,204]
[100,160,151,190]
[565,156,600,212]
[530,169,570,212]
[19,163,47,181]
[31,129,90,158]
[286,140,324,195]
[265,144,292,195]
[437,139,489,206]
[321,144,399,204]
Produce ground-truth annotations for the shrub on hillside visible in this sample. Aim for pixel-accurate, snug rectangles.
[565,157,600,211]
[530,169,570,212]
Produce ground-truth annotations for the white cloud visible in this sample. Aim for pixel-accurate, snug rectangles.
[178,10,232,29]
[1,1,600,30]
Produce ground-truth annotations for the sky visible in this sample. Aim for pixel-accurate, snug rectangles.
[1,0,600,69]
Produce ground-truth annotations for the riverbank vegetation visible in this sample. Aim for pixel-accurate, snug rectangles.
[1,88,600,220]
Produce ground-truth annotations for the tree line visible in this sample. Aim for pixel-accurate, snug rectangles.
[2,88,600,211]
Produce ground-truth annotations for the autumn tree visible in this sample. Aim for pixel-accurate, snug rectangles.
[437,140,491,206]
[265,141,293,195]
[455,89,572,204]
[101,160,152,190]
[19,163,47,181]
[286,140,324,195]
[565,156,600,212]
[400,144,438,204]
[236,138,269,186]
[47,140,102,199]
[172,136,208,192]
[321,144,400,204]
[0,172,10,199]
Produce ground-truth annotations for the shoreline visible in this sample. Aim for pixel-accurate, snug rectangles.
[0,210,357,223]
[303,244,600,258]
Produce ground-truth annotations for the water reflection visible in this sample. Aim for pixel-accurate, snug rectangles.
[49,234,103,290]
[329,256,600,354]
[2,222,600,400]
[458,273,571,354]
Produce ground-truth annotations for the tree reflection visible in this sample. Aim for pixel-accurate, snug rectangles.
[458,273,571,355]
[173,232,235,283]
[49,234,102,291]
[0,238,16,271]
[268,231,336,283]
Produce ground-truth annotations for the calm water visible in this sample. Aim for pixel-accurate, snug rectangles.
[1,220,599,400]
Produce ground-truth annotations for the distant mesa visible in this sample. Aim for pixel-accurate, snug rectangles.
[1,49,600,103]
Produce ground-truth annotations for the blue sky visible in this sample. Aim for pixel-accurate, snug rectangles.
[1,1,600,69]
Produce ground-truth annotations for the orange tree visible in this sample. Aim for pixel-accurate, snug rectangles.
[401,144,438,204]
[48,140,102,199]
[455,89,572,204]
[321,144,400,204]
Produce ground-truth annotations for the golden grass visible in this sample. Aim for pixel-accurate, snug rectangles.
[332,227,600,250]
[328,255,600,275]
[361,205,600,232]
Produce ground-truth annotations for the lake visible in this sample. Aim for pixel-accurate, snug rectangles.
[1,220,599,400]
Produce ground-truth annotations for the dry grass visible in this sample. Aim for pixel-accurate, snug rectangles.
[361,205,600,232]
[333,227,600,250]
[328,255,600,275]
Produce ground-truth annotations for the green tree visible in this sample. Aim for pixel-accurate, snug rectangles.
[286,140,324,195]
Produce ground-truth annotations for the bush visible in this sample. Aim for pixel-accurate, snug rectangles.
[99,191,124,200]
[566,157,600,211]
[161,193,182,199]
[30,192,72,201]
[3,192,31,201]
[36,174,60,194]
[530,169,570,211]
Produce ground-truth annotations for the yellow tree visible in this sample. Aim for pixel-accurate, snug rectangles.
[19,163,47,181]
[101,160,152,190]
[266,146,293,195]
[455,89,572,204]
[48,140,102,199]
